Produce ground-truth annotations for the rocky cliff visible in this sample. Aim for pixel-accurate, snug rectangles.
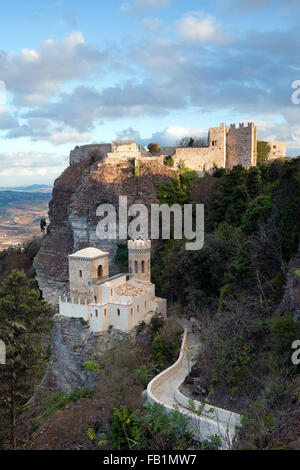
[34,158,174,304]
[34,315,129,397]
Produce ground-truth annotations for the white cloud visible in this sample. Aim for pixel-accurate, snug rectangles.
[0,31,105,106]
[175,11,231,44]
[153,125,207,144]
[48,129,90,145]
[22,48,40,63]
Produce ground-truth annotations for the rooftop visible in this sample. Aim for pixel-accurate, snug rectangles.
[69,247,109,259]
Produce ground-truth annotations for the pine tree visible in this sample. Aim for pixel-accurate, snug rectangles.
[0,270,53,449]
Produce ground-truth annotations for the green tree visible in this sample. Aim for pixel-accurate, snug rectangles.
[0,270,53,448]
[257,141,271,165]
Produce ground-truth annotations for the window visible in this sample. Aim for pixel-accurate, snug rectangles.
[94,296,97,303]
[117,309,120,316]
[95,310,98,318]
[91,312,92,317]
[104,309,107,316]
[137,305,139,312]
[79,270,82,278]
[141,260,145,273]
[135,261,138,273]
[130,308,133,316]
[273,145,276,149]
[145,301,147,308]
[97,265,103,280]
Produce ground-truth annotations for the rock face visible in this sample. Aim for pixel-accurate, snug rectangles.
[35,315,129,397]
[34,158,174,305]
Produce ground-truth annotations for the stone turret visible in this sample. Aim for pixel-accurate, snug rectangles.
[128,239,151,282]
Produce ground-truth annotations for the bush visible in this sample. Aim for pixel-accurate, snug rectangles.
[270,312,300,366]
[84,361,100,373]
[148,143,160,154]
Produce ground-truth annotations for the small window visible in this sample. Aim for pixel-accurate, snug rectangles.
[145,301,147,308]
[94,296,97,303]
[91,312,92,317]
[135,261,138,273]
[79,270,82,278]
[141,260,145,273]
[117,309,120,316]
[273,145,276,149]
[104,309,107,316]
[95,310,98,318]
[130,308,133,316]
[137,305,139,312]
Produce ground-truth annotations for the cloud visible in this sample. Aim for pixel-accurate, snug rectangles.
[150,125,207,145]
[48,129,90,145]
[175,11,231,44]
[143,17,162,32]
[0,31,106,106]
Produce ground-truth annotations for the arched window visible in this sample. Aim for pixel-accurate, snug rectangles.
[117,309,120,316]
[135,261,138,273]
[97,265,103,280]
[141,260,145,273]
[94,296,97,303]
[79,270,82,278]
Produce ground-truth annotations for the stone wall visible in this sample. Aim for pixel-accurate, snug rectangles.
[266,141,286,161]
[70,144,112,165]
[226,122,257,168]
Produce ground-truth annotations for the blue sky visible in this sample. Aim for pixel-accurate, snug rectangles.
[0,0,300,186]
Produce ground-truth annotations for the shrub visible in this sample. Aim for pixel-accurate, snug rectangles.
[84,361,100,373]
[148,142,160,154]
[270,312,300,366]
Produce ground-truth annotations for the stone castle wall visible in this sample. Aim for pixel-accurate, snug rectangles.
[266,141,286,161]
[226,122,257,169]
[68,123,286,172]
[70,144,112,165]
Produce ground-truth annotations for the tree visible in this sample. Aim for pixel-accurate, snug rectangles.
[257,141,271,165]
[178,136,208,148]
[0,270,53,448]
[40,218,47,235]
[148,143,161,154]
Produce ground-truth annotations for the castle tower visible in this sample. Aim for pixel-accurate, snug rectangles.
[68,247,109,301]
[128,239,151,282]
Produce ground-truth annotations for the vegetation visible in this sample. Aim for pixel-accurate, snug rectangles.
[148,142,161,154]
[0,270,53,448]
[151,157,300,449]
[257,141,271,165]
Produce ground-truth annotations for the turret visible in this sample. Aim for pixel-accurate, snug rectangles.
[128,239,151,282]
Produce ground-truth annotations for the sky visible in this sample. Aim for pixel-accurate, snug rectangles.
[0,0,300,186]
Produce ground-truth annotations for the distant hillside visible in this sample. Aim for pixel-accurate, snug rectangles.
[0,184,52,193]
[0,190,52,249]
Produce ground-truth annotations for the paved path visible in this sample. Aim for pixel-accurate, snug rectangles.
[147,323,238,448]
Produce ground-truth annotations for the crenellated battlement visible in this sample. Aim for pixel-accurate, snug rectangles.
[68,122,286,173]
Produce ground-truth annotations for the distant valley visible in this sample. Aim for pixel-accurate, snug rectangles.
[0,186,52,249]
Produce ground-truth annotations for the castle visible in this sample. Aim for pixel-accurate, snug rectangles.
[59,239,167,333]
[69,122,286,175]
